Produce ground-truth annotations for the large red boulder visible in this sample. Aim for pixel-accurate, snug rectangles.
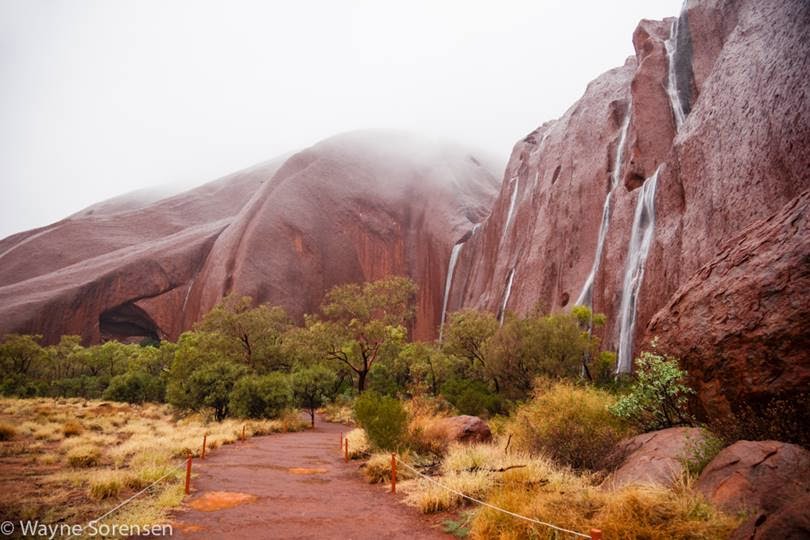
[697,440,810,514]
[433,415,492,444]
[605,427,708,489]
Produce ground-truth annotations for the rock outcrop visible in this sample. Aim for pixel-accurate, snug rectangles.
[0,132,499,343]
[444,0,809,410]
[698,440,810,539]
[605,427,708,489]
[432,415,492,445]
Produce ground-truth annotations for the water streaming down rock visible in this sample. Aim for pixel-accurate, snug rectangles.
[498,268,516,326]
[665,11,687,130]
[574,105,633,308]
[438,241,464,342]
[616,166,662,372]
[502,176,520,238]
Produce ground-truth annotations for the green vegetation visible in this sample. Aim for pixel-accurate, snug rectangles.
[507,380,632,471]
[354,391,408,451]
[608,349,694,431]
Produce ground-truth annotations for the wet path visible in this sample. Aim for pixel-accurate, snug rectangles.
[170,416,449,539]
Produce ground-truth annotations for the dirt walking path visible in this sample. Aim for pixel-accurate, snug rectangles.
[170,416,450,539]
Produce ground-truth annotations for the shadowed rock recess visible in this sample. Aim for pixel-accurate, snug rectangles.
[0,1,808,415]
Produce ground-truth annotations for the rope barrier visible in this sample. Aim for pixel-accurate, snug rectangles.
[65,459,190,539]
[395,456,592,539]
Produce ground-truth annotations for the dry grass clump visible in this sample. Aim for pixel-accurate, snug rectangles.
[403,443,582,514]
[66,445,102,468]
[345,428,370,458]
[0,422,16,440]
[396,438,739,539]
[470,477,741,539]
[405,396,453,455]
[506,380,633,471]
[87,469,127,500]
[62,420,84,437]
[363,452,416,484]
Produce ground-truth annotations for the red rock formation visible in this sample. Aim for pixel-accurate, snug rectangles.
[0,132,498,343]
[648,191,810,419]
[605,427,708,489]
[700,440,810,509]
[448,0,809,402]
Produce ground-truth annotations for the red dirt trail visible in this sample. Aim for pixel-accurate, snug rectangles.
[170,417,451,539]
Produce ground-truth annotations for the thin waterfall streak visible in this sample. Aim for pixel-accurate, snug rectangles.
[615,165,662,373]
[181,277,195,312]
[574,104,632,308]
[503,177,520,238]
[665,14,686,130]
[498,268,516,326]
[438,242,464,342]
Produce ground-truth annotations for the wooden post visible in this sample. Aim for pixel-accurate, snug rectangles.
[201,433,207,460]
[344,438,348,463]
[242,425,246,442]
[390,453,397,494]
[590,529,603,540]
[185,456,192,495]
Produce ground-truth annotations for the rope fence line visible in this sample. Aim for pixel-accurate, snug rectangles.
[66,424,244,539]
[393,457,593,539]
[338,432,600,539]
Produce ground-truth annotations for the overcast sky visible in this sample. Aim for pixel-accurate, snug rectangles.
[0,0,682,239]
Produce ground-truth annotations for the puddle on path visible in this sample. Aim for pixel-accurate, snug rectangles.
[288,467,328,475]
[188,491,258,512]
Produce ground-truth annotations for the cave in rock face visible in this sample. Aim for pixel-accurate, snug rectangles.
[99,302,161,344]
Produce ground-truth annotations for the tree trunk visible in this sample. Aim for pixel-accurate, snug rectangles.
[357,370,367,393]
[310,408,315,428]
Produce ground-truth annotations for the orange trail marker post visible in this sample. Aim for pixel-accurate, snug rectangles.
[201,434,207,460]
[344,439,348,463]
[185,456,193,495]
[590,529,603,540]
[390,453,397,494]
[242,425,246,442]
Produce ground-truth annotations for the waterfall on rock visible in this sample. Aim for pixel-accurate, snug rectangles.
[498,268,516,326]
[615,165,662,373]
[665,12,687,130]
[502,176,520,238]
[438,242,464,342]
[574,104,632,308]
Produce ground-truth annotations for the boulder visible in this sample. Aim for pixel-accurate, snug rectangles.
[605,427,708,489]
[697,440,810,514]
[729,494,810,540]
[434,415,492,444]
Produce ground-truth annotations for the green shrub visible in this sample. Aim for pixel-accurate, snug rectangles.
[184,361,247,420]
[441,379,504,418]
[103,371,165,404]
[608,351,694,431]
[353,391,408,451]
[507,380,632,471]
[229,373,292,419]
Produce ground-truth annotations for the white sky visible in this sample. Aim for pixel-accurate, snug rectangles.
[0,0,682,239]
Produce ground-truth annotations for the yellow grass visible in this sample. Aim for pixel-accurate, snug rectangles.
[395,440,741,539]
[345,428,370,458]
[0,397,305,535]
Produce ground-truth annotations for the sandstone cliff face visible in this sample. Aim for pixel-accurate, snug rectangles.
[445,0,809,410]
[0,132,499,343]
